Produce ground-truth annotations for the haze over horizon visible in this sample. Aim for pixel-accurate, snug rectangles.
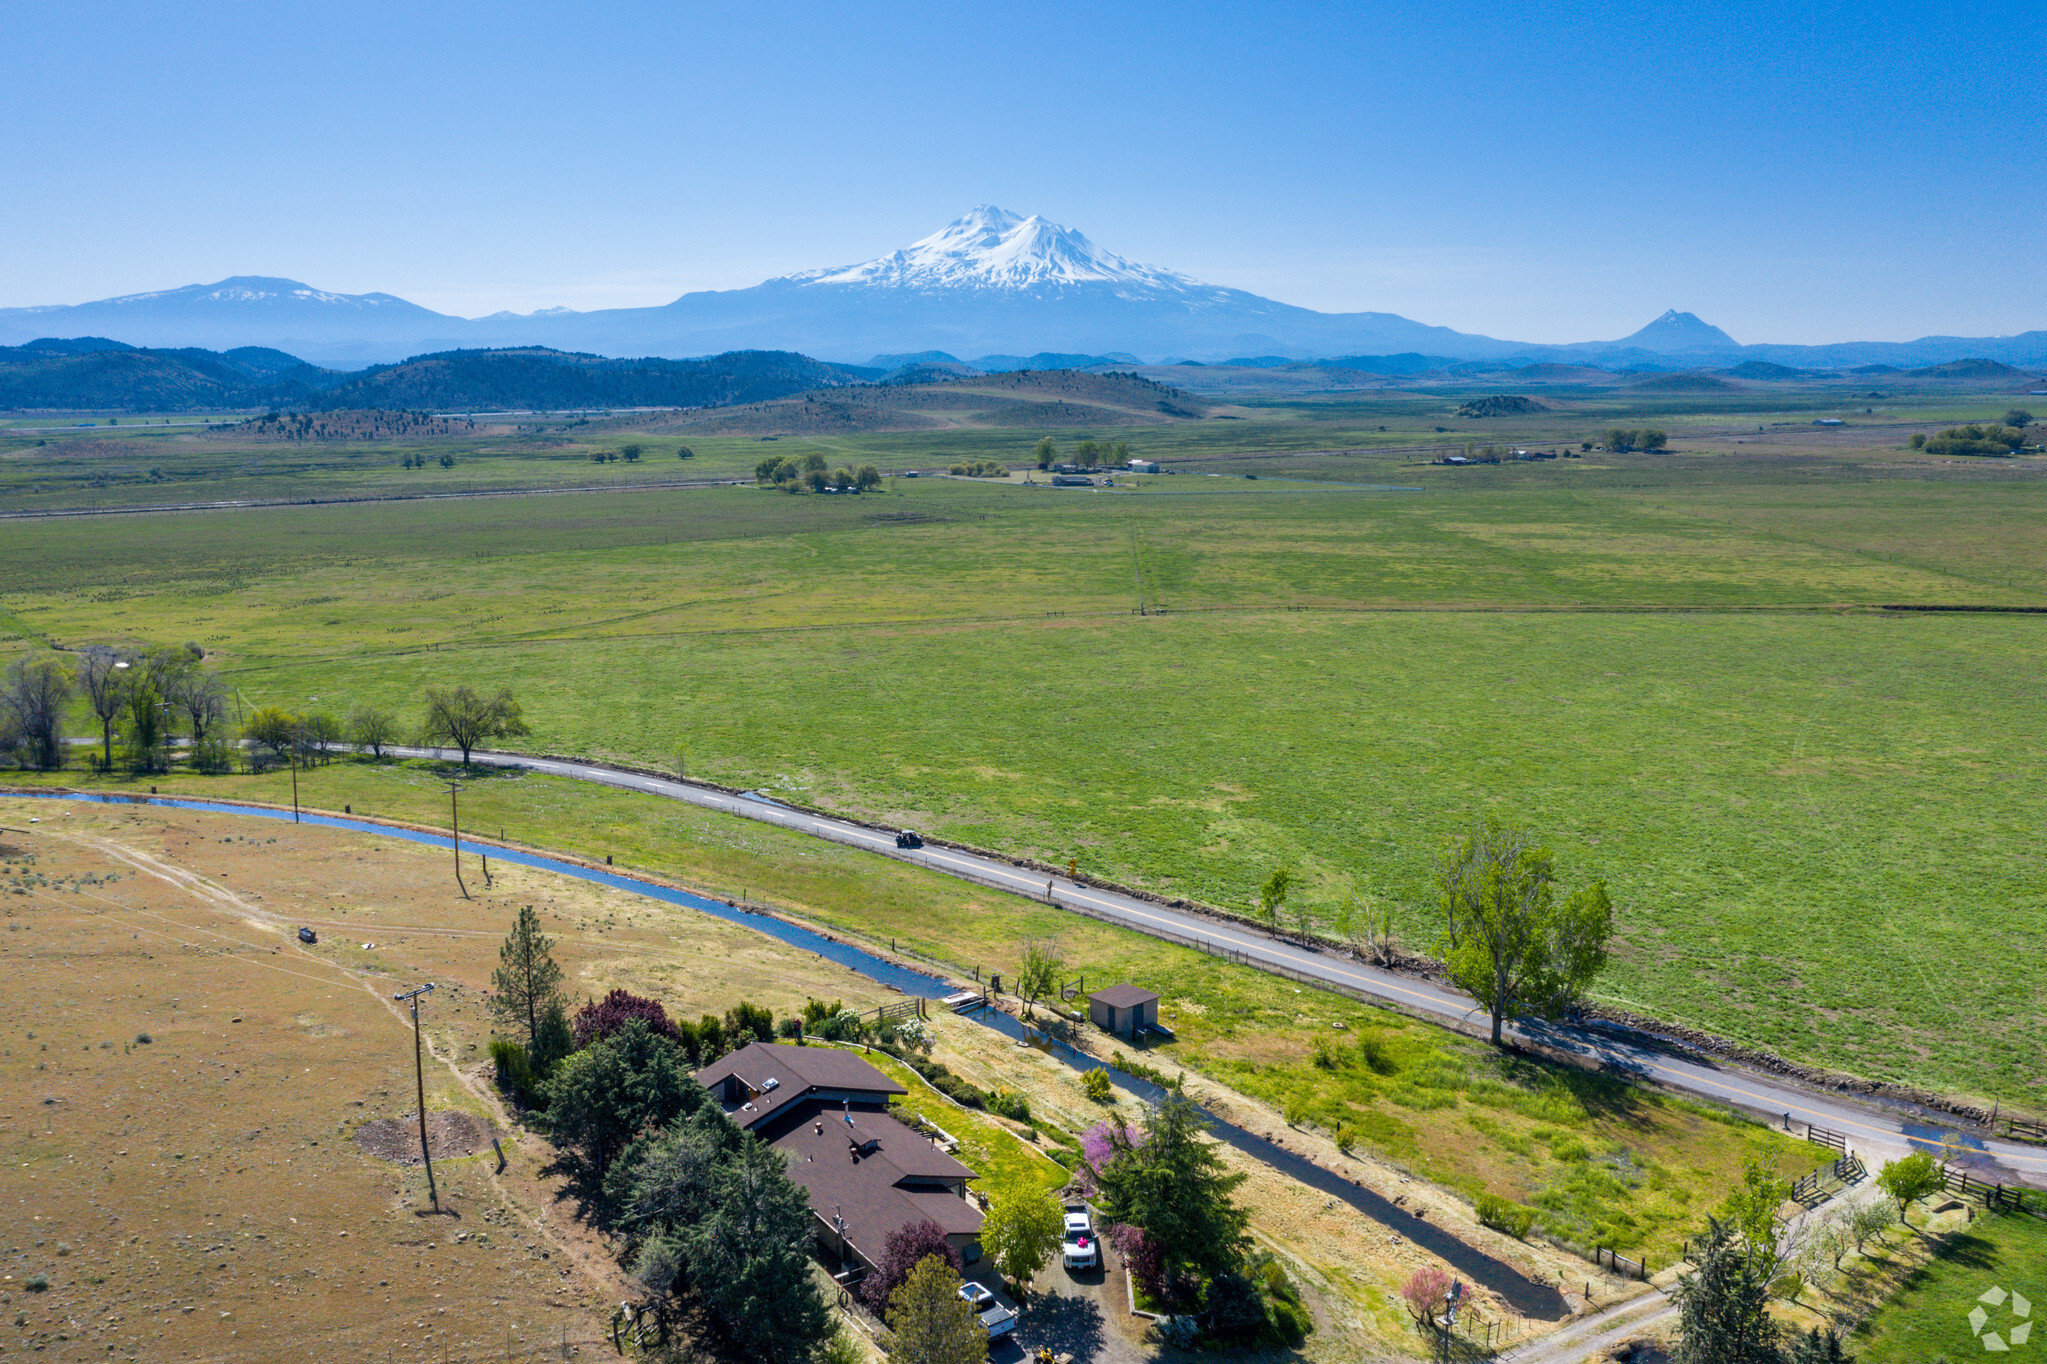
[4,0,2041,347]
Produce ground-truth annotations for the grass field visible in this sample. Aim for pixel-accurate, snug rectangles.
[1849,1209,2047,1361]
[4,386,2045,1110]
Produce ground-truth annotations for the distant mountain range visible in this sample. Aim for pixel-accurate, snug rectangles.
[3,206,2043,369]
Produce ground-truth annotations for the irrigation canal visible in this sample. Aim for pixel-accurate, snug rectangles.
[12,788,1570,1319]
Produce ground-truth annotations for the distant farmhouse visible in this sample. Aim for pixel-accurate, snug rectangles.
[696,1042,985,1270]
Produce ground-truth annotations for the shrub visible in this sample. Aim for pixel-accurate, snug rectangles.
[1200,1272,1265,1340]
[987,1089,1031,1122]
[1476,1191,1538,1239]
[1335,1122,1359,1154]
[573,989,681,1050]
[775,1016,803,1040]
[1109,1223,1165,1300]
[723,1000,774,1045]
[24,1273,48,1293]
[1081,1068,1113,1103]
[861,1219,958,1311]
[134,1031,152,1045]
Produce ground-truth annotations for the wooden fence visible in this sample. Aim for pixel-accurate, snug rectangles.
[1941,1167,2047,1222]
[1792,1153,1865,1209]
[1782,1116,1849,1155]
[2009,1118,2047,1146]
[859,996,926,1026]
[1592,1244,1649,1280]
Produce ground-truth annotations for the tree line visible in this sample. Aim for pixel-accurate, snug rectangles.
[0,644,532,775]
[1032,436,1131,469]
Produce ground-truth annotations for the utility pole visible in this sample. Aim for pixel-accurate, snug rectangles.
[443,780,468,899]
[288,749,300,823]
[396,982,438,1209]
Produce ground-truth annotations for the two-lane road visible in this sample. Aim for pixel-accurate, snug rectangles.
[391,745,2047,1184]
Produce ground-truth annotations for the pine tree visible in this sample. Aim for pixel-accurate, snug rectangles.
[1094,1088,1250,1279]
[491,906,564,1052]
[1673,1218,1781,1364]
[887,1254,984,1364]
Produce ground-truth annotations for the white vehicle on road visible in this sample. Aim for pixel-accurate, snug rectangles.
[1061,1203,1099,1271]
[957,1281,1017,1340]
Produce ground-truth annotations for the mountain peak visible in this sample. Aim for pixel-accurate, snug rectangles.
[1619,309,1740,352]
[788,207,1200,293]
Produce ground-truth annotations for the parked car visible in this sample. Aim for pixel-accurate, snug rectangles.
[1062,1203,1099,1270]
[895,830,923,849]
[957,1281,1017,1340]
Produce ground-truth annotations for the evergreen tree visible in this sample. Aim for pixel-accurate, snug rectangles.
[1673,1218,1780,1364]
[491,906,565,1052]
[1787,1326,1853,1364]
[887,1254,984,1364]
[1094,1088,1250,1279]
[684,1136,832,1364]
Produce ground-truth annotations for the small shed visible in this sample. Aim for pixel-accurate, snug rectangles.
[1088,985,1159,1039]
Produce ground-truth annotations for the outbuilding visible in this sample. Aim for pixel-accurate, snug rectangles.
[1126,459,1161,474]
[1088,984,1160,1039]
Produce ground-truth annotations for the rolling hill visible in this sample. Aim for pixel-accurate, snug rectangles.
[0,341,877,413]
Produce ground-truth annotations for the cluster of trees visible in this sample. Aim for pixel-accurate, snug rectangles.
[1032,436,1132,469]
[946,459,1008,477]
[399,452,456,469]
[1,644,232,774]
[754,451,882,493]
[590,444,642,463]
[1656,1150,1952,1363]
[0,648,533,778]
[1604,428,1669,451]
[485,908,834,1364]
[1911,421,2032,456]
[1084,1091,1309,1345]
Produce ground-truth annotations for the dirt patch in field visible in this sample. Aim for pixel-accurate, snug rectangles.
[356,1110,496,1164]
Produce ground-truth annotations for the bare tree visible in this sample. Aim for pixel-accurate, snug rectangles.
[346,704,400,758]
[1,656,75,770]
[174,671,228,747]
[76,647,130,769]
[420,684,531,764]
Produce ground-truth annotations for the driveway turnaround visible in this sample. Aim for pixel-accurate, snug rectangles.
[387,746,2047,1187]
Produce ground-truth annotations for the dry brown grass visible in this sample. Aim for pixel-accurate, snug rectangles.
[0,796,895,1361]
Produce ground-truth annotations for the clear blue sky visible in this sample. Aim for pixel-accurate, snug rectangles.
[3,0,2039,344]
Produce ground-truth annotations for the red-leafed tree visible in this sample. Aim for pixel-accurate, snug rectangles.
[1108,1223,1164,1301]
[861,1219,958,1311]
[1400,1265,1452,1322]
[572,989,679,1050]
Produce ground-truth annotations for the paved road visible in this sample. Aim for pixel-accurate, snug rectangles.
[389,745,2047,1186]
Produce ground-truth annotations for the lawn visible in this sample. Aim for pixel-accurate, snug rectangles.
[851,1045,1070,1206]
[1851,1209,2047,1361]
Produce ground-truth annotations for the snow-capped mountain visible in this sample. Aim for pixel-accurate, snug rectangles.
[788,206,1206,294]
[6,213,2044,369]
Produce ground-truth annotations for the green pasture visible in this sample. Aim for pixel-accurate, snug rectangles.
[0,381,2026,514]
[3,442,2045,1105]
[1851,1209,2047,1361]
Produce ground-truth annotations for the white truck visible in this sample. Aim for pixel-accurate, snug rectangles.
[957,1281,1017,1341]
[1061,1202,1099,1271]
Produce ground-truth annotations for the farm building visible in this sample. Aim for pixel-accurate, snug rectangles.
[696,1042,984,1269]
[1088,984,1160,1039]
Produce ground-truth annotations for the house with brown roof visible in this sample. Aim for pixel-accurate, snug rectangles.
[695,1042,984,1269]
